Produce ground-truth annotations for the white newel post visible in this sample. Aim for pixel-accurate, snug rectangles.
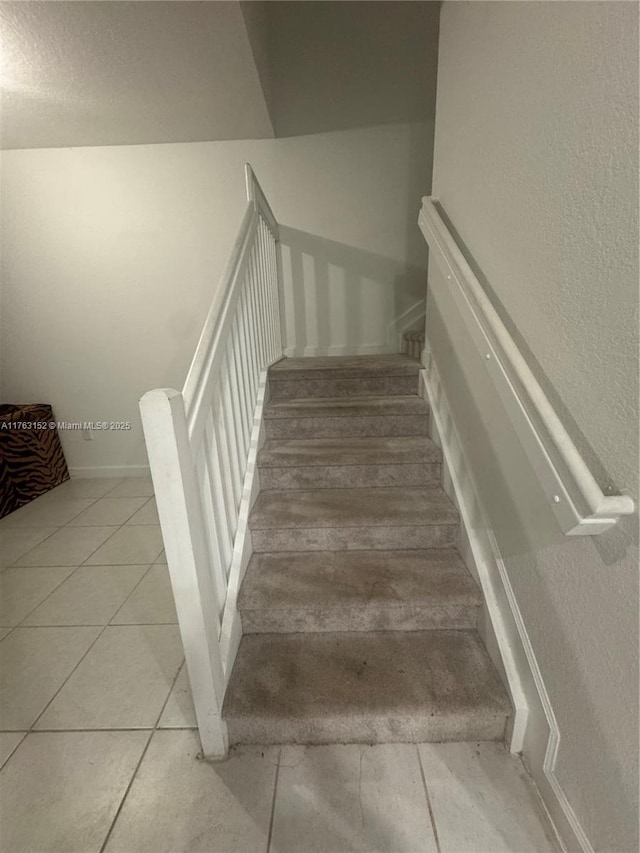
[139,388,228,757]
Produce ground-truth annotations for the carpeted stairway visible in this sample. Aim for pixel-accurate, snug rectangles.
[223,354,511,745]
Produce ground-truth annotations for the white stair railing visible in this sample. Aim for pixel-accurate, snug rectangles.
[419,196,634,535]
[140,165,282,757]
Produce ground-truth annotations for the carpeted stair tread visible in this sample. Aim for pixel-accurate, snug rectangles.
[258,435,441,468]
[269,354,421,380]
[239,548,482,632]
[223,629,511,744]
[264,395,427,419]
[248,486,458,530]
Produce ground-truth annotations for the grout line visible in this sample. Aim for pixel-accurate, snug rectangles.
[266,745,282,853]
[99,480,129,498]
[98,728,155,853]
[0,731,28,772]
[28,622,111,732]
[7,521,125,570]
[4,526,69,568]
[108,563,156,625]
[417,745,442,853]
[77,525,151,567]
[98,658,186,853]
[13,564,84,628]
[1,726,197,735]
[66,496,151,529]
[0,492,103,532]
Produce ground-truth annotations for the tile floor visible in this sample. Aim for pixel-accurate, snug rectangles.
[0,477,561,853]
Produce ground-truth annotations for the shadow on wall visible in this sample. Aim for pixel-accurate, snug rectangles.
[278,225,426,357]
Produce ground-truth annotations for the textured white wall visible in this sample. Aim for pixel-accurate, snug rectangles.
[429,2,638,850]
[0,122,431,473]
[0,2,274,149]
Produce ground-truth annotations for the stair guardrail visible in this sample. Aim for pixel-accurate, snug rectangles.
[419,196,634,536]
[140,165,282,756]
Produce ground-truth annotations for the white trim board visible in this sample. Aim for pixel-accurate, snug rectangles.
[420,346,594,853]
[68,465,151,478]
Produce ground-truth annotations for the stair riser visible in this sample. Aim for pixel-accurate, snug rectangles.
[227,714,507,746]
[269,376,418,399]
[258,463,441,490]
[265,415,429,440]
[240,604,480,633]
[251,524,458,552]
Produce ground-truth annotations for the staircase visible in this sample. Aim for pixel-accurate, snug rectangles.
[223,354,511,745]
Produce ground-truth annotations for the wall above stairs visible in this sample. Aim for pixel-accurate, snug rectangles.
[0,122,432,473]
[430,3,639,850]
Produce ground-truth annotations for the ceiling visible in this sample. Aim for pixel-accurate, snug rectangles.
[0,1,274,149]
[0,1,440,150]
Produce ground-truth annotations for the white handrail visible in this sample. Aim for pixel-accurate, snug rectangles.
[140,165,283,756]
[419,196,634,535]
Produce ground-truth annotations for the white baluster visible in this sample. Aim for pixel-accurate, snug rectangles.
[228,324,249,457]
[210,398,239,535]
[235,291,254,447]
[220,346,244,505]
[196,438,230,609]
[243,248,261,393]
[200,420,233,573]
[250,231,266,372]
[266,226,279,360]
[258,219,272,363]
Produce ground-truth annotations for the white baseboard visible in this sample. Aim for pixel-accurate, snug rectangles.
[68,465,150,478]
[420,346,593,853]
[219,369,269,688]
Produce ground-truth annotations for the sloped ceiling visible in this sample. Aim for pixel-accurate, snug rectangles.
[0,0,440,150]
[0,1,274,149]
[266,1,440,137]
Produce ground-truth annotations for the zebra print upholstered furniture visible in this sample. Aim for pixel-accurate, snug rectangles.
[0,404,69,519]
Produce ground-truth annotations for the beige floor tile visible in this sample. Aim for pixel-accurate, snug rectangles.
[125,498,160,525]
[0,527,58,566]
[85,525,164,565]
[23,565,149,626]
[111,565,177,624]
[68,497,147,527]
[43,477,123,499]
[0,626,100,730]
[273,744,436,853]
[0,498,96,529]
[158,664,197,728]
[155,550,167,564]
[107,477,154,498]
[105,731,278,853]
[14,526,118,567]
[0,732,25,768]
[0,730,149,852]
[36,624,184,729]
[0,565,77,626]
[418,743,560,853]
[0,628,12,641]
